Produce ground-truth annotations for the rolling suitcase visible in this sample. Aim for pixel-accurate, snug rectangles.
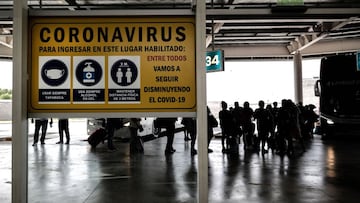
[88,128,106,148]
[130,136,144,154]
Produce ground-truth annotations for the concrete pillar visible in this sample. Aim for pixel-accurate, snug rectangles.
[293,51,303,104]
[12,0,28,202]
[196,0,208,203]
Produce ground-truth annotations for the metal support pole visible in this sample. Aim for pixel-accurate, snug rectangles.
[196,0,208,203]
[293,51,303,104]
[12,0,28,202]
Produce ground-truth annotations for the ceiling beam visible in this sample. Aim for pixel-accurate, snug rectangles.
[206,21,224,48]
[287,17,357,54]
[301,38,360,56]
[0,43,12,58]
[214,38,360,59]
[206,0,237,48]
[29,9,194,16]
[0,36,12,48]
[207,7,360,18]
[208,18,355,24]
[214,44,291,59]
[0,10,12,19]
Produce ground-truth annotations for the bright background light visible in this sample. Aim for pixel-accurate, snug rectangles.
[206,59,320,106]
[0,60,12,89]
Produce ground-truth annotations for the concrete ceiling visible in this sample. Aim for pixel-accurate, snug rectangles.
[1,0,360,59]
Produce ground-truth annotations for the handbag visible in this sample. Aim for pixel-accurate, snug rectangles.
[210,115,218,128]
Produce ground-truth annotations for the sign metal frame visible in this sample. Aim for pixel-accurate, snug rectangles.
[28,16,196,117]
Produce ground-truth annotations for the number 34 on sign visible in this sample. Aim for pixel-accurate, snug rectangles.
[206,49,224,72]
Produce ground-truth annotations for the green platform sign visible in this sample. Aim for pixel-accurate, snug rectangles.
[277,0,304,5]
[206,49,224,73]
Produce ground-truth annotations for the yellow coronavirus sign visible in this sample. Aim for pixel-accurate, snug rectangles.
[28,17,196,113]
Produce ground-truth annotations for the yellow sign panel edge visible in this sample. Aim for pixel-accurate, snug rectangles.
[28,16,196,113]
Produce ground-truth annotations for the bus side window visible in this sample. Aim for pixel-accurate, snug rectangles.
[314,80,321,97]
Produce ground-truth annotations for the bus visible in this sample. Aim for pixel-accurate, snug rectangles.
[314,53,360,138]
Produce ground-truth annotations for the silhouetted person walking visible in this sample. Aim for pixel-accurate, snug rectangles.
[32,118,52,146]
[182,117,197,155]
[303,104,318,139]
[155,117,178,154]
[270,101,280,149]
[164,118,177,154]
[287,100,306,156]
[276,99,290,155]
[106,118,122,150]
[232,101,243,138]
[240,101,254,150]
[56,118,70,144]
[207,106,218,153]
[219,101,236,153]
[129,118,144,154]
[181,118,191,141]
[254,100,273,154]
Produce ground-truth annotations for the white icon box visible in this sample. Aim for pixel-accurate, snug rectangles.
[73,56,105,89]
[38,56,70,89]
[108,56,140,89]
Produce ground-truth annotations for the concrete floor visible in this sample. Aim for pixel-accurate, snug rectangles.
[2,130,360,203]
